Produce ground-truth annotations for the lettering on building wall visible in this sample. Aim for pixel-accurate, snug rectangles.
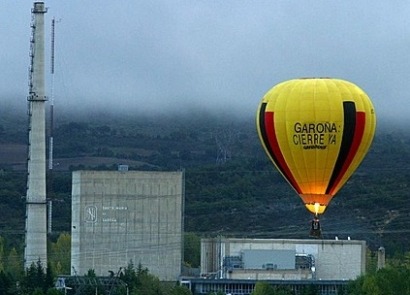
[101,205,128,223]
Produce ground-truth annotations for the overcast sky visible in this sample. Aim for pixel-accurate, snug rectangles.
[1,1,410,121]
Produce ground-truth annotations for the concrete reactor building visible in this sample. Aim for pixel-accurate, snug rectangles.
[71,170,184,281]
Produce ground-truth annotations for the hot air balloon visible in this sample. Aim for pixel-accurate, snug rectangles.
[256,78,376,237]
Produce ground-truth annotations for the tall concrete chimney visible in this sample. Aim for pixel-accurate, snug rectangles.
[24,1,48,269]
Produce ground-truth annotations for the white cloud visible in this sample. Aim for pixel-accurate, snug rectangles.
[1,1,410,121]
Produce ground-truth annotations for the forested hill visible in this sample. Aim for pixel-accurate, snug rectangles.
[0,108,409,256]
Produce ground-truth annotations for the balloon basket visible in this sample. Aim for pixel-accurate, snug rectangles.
[309,217,322,239]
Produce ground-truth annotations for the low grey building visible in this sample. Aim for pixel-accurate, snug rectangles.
[71,170,184,281]
[201,237,366,281]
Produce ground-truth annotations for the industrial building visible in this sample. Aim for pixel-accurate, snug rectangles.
[71,170,184,281]
[185,237,366,294]
[201,237,366,280]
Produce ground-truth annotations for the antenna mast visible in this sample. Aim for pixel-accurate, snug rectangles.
[49,17,55,171]
[48,17,59,235]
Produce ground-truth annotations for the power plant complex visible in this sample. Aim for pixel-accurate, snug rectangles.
[22,3,376,295]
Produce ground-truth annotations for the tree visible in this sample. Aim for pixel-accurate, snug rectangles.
[22,260,46,294]
[273,286,294,295]
[49,233,71,274]
[300,284,319,295]
[133,264,163,295]
[0,236,5,272]
[46,288,64,295]
[6,247,22,280]
[251,282,275,295]
[347,266,410,295]
[77,269,105,295]
[365,248,377,274]
[0,271,13,295]
[361,275,381,295]
[118,261,164,295]
[45,262,55,292]
[170,285,192,295]
[120,260,138,292]
[32,288,45,295]
[184,233,200,268]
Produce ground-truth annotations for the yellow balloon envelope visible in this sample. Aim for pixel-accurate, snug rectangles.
[256,78,376,215]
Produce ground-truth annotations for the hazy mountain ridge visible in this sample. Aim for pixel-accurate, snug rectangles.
[0,111,409,255]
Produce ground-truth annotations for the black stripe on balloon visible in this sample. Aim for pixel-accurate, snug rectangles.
[326,101,356,194]
[259,103,302,194]
[258,103,281,172]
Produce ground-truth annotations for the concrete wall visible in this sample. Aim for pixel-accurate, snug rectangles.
[71,170,184,281]
[242,249,295,270]
[226,269,313,280]
[201,238,366,281]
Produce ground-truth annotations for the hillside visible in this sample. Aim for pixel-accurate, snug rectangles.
[0,109,409,255]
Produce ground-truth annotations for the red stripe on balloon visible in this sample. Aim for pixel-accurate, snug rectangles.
[265,112,302,193]
[328,112,366,195]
